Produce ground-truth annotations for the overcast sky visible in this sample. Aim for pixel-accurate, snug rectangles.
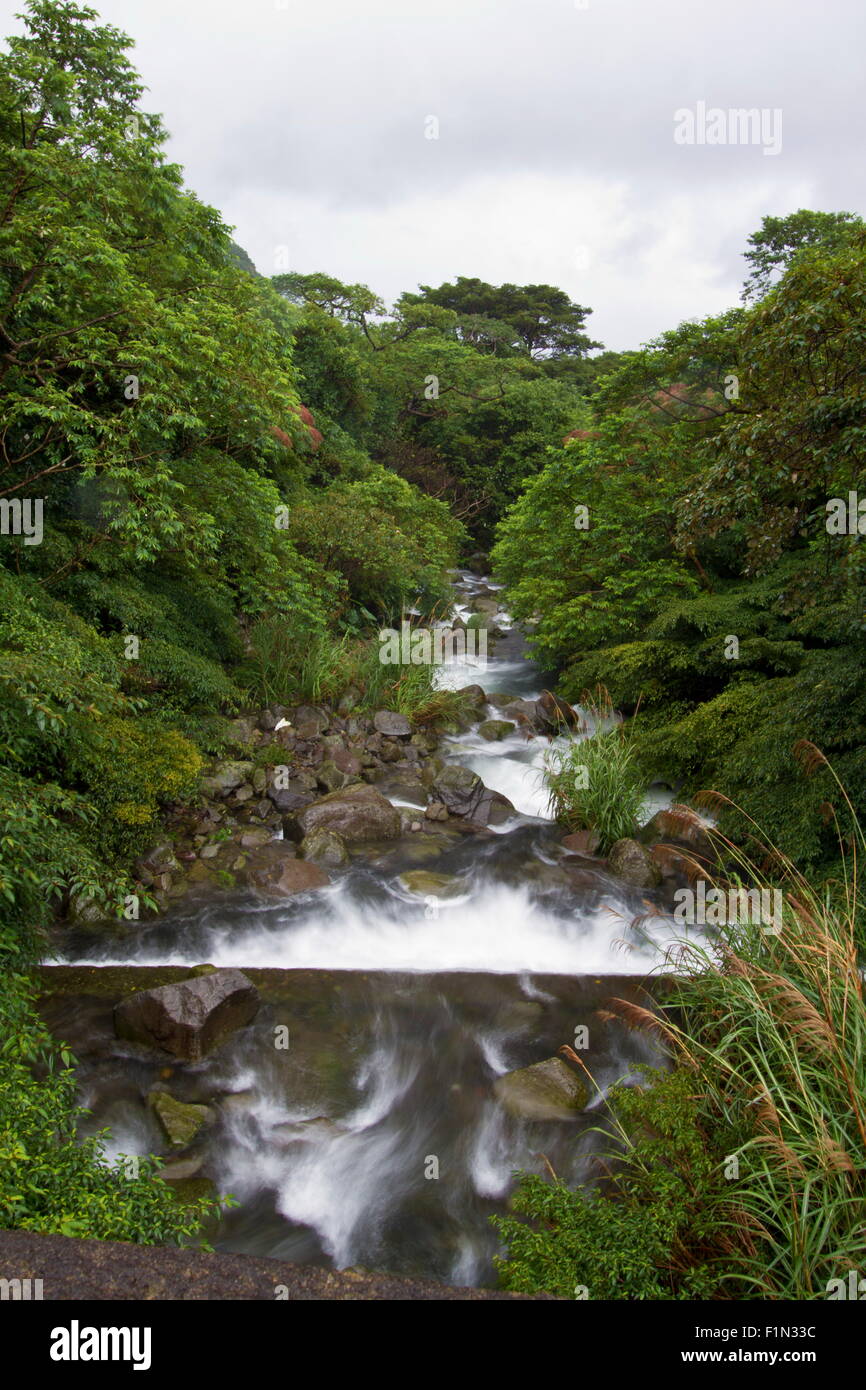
[3,0,864,349]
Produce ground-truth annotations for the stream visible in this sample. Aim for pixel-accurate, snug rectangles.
[44,571,681,1288]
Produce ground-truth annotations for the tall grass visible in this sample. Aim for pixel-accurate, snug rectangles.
[241,617,471,725]
[607,746,866,1298]
[544,688,645,851]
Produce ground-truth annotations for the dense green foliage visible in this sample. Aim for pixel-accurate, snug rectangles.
[493,223,866,872]
[0,971,219,1241]
[494,1067,729,1299]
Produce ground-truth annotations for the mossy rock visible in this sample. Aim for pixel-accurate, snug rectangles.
[148,1090,215,1147]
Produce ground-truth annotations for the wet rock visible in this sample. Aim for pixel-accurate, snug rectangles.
[430,766,483,816]
[160,1154,205,1181]
[300,827,349,868]
[67,894,116,929]
[290,783,402,842]
[640,805,716,862]
[148,1090,214,1148]
[399,870,461,898]
[478,719,515,742]
[456,684,487,711]
[425,801,449,822]
[471,597,500,615]
[294,706,330,735]
[114,969,260,1061]
[370,770,428,805]
[243,843,330,898]
[535,691,582,730]
[607,837,662,888]
[373,710,412,738]
[316,759,363,794]
[561,829,602,856]
[499,699,540,730]
[200,761,255,798]
[419,756,446,787]
[267,781,317,814]
[494,1057,588,1120]
[239,827,273,850]
[431,766,515,826]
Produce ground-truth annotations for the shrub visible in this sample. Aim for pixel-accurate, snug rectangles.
[544,692,645,850]
[0,974,221,1243]
[493,1067,728,1299]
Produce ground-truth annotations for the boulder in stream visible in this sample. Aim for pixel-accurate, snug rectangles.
[431,766,515,826]
[478,719,516,742]
[494,1057,588,1120]
[607,837,662,888]
[148,1090,214,1147]
[535,691,582,730]
[114,969,260,1060]
[290,782,402,842]
[242,843,331,897]
[300,827,349,867]
[399,870,461,898]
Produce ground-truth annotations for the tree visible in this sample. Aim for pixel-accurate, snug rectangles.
[406,277,602,358]
[741,209,863,303]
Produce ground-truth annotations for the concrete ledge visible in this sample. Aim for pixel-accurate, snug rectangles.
[0,1230,551,1301]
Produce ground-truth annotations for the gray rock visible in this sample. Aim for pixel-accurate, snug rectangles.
[373,710,412,738]
[535,691,582,730]
[114,969,260,1061]
[608,837,662,888]
[478,719,516,742]
[290,783,402,842]
[431,766,515,826]
[316,759,363,794]
[201,761,255,797]
[242,843,330,898]
[147,1091,214,1148]
[494,1057,588,1120]
[294,705,330,735]
[300,827,349,867]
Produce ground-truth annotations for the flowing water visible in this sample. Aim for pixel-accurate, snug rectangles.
[46,571,683,1287]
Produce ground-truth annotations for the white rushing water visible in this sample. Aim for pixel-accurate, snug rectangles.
[61,873,690,974]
